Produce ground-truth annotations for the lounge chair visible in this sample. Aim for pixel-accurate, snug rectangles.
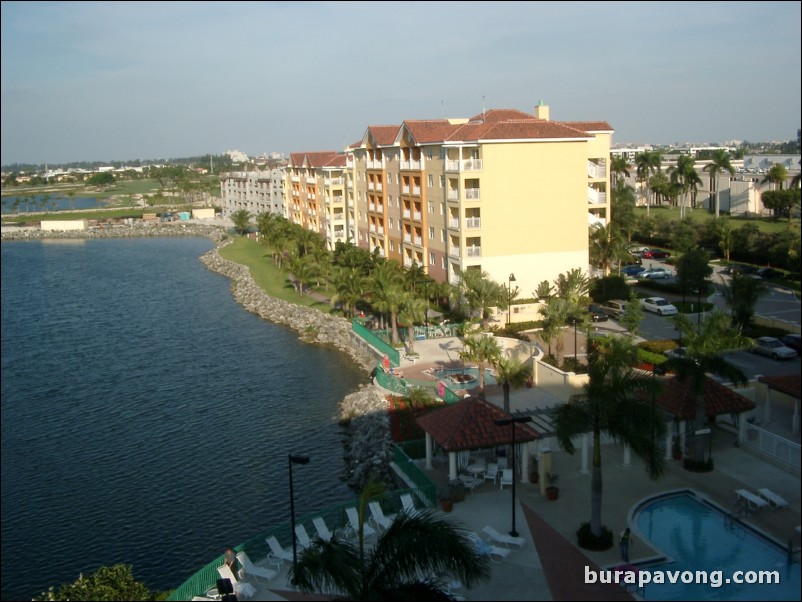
[346,506,377,539]
[265,535,293,567]
[483,462,499,484]
[236,551,277,583]
[735,489,769,511]
[467,532,510,563]
[757,488,788,508]
[295,524,314,549]
[482,525,526,550]
[499,468,513,490]
[217,565,256,599]
[369,501,397,532]
[400,493,420,516]
[459,474,480,491]
[313,516,335,542]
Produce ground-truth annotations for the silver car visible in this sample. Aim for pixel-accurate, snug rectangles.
[640,297,678,316]
[752,337,798,360]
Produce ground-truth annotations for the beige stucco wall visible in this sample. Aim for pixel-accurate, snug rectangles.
[40,220,87,231]
[191,208,216,219]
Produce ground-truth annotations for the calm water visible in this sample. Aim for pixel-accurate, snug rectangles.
[636,493,801,600]
[0,237,365,599]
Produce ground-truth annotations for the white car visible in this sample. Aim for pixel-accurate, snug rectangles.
[640,297,678,316]
[640,267,672,279]
[752,337,798,360]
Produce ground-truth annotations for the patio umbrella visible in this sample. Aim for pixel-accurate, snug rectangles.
[426,308,443,319]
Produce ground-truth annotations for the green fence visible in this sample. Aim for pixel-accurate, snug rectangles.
[352,318,400,366]
[393,442,437,506]
[374,366,461,404]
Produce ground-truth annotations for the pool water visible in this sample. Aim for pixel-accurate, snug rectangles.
[635,493,800,600]
[433,367,497,386]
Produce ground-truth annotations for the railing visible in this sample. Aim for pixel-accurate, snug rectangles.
[367,159,382,169]
[351,318,400,366]
[464,188,480,200]
[448,190,459,200]
[402,185,410,194]
[587,187,607,205]
[400,159,423,170]
[306,177,316,184]
[465,217,481,229]
[463,159,482,171]
[414,236,422,245]
[742,422,801,468]
[466,246,481,257]
[587,160,607,179]
[413,211,422,221]
[449,249,460,258]
[393,443,437,504]
[449,219,459,229]
[412,186,421,196]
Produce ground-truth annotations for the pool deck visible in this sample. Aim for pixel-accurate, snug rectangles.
[210,336,800,601]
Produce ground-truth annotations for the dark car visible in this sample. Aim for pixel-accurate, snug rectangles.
[781,334,802,354]
[756,267,783,280]
[620,264,646,276]
[587,304,608,322]
[642,249,671,260]
[723,264,757,276]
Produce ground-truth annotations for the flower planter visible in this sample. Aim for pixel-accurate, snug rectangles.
[440,499,453,512]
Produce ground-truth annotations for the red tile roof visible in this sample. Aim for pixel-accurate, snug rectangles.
[402,120,458,144]
[367,125,401,146]
[561,120,614,132]
[758,374,801,399]
[304,151,341,168]
[652,376,756,420]
[416,397,539,452]
[468,109,534,124]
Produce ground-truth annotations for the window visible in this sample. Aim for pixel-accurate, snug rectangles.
[441,229,446,242]
[429,227,435,239]
[397,198,401,208]
[390,241,395,251]
[388,195,393,205]
[389,218,394,229]
[428,202,434,214]
[429,252,436,265]
[441,203,446,215]
[428,174,434,187]
[397,174,401,184]
[440,175,445,188]
[441,257,447,269]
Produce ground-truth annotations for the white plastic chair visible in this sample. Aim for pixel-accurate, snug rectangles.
[236,551,277,583]
[483,462,499,483]
[217,564,256,599]
[369,501,397,532]
[295,523,313,549]
[467,531,510,563]
[499,468,513,490]
[313,516,335,542]
[400,493,420,516]
[265,535,293,567]
[482,525,526,550]
[346,506,377,539]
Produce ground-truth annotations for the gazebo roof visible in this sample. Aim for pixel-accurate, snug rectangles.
[416,397,539,452]
[652,376,755,420]
[758,374,801,399]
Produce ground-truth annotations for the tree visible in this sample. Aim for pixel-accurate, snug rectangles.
[674,248,712,312]
[553,337,666,541]
[669,155,698,219]
[721,272,766,331]
[761,189,801,225]
[291,485,491,601]
[330,266,367,318]
[635,151,661,216]
[369,261,406,343]
[539,297,570,363]
[620,289,644,336]
[663,312,750,464]
[459,334,502,398]
[589,223,627,276]
[34,564,156,601]
[703,150,735,218]
[230,209,252,235]
[610,156,630,190]
[398,296,428,355]
[714,219,735,262]
[761,163,788,191]
[535,280,553,301]
[493,356,532,413]
[86,171,115,187]
[459,269,505,324]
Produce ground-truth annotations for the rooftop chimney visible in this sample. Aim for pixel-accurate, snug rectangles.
[534,101,549,121]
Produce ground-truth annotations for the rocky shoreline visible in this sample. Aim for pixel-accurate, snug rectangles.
[2,222,394,490]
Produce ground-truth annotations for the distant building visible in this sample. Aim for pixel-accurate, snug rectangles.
[219,168,285,218]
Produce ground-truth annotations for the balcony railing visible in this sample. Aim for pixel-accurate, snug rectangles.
[465,217,481,228]
[404,234,412,243]
[376,183,383,192]
[403,210,411,219]
[400,159,422,170]
[378,227,385,235]
[464,188,480,199]
[402,185,410,194]
[412,186,421,196]
[445,159,483,172]
[588,160,607,179]
[413,211,422,221]
[369,203,376,211]
[306,177,316,184]
[466,246,482,257]
[414,236,422,245]
[449,218,459,229]
[448,190,459,200]
[587,187,607,205]
[367,159,382,169]
[368,182,375,191]
[291,175,300,183]
[449,249,461,258]
[369,224,376,233]
[404,257,413,267]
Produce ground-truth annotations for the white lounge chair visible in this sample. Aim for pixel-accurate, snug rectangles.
[295,524,314,549]
[400,493,420,516]
[735,489,769,511]
[236,551,277,583]
[482,525,526,550]
[313,516,335,542]
[499,468,513,490]
[758,488,788,508]
[459,474,480,491]
[369,501,397,532]
[217,564,256,599]
[346,506,377,539]
[483,462,499,484]
[265,535,293,567]
[467,532,510,563]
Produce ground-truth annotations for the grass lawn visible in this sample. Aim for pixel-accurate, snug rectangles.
[218,236,330,310]
[636,205,800,234]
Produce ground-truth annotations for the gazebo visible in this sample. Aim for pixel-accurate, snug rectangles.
[416,396,539,482]
[757,374,801,437]
[652,375,756,458]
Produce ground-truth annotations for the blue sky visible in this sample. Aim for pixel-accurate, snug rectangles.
[1,1,800,165]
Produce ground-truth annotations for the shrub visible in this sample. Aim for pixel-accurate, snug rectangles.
[561,356,587,374]
[636,348,668,366]
[576,522,614,551]
[590,276,630,302]
[638,339,678,354]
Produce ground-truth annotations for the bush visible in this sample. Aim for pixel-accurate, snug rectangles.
[636,348,668,366]
[590,276,630,302]
[637,339,678,354]
[561,356,587,374]
[576,522,614,551]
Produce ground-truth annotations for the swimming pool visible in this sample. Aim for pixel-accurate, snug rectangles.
[634,492,800,600]
[433,367,498,387]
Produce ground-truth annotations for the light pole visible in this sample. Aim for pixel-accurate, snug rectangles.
[507,273,516,327]
[288,454,310,577]
[495,415,532,537]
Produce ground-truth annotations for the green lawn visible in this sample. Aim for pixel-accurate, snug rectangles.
[218,237,329,309]
[636,205,799,234]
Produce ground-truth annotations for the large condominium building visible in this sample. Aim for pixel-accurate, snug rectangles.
[219,168,285,218]
[285,151,349,248]
[340,104,612,299]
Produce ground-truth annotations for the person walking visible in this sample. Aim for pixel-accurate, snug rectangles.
[619,527,633,562]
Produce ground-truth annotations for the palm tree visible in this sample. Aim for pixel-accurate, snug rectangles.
[610,156,630,190]
[459,334,502,398]
[669,155,696,219]
[460,269,505,325]
[703,149,735,218]
[663,311,750,464]
[369,261,406,343]
[330,267,367,318]
[230,209,252,236]
[714,219,735,262]
[761,163,788,191]
[398,296,429,355]
[721,272,766,331]
[538,297,570,364]
[288,255,317,294]
[589,223,627,276]
[493,356,532,413]
[553,337,666,540]
[292,485,491,601]
[635,151,661,216]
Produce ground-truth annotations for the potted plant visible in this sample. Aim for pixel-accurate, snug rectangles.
[529,456,539,484]
[545,472,559,501]
[437,483,457,512]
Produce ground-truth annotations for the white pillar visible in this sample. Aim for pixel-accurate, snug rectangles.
[425,433,433,470]
[664,427,672,460]
[449,452,457,482]
[623,444,631,466]
[580,433,589,474]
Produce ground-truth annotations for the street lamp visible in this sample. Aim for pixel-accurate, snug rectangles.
[288,454,310,577]
[507,273,516,326]
[495,415,532,537]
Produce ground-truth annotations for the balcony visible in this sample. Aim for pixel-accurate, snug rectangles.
[324,177,344,186]
[465,217,481,229]
[414,236,422,246]
[413,211,422,221]
[369,203,376,212]
[402,185,410,194]
[464,188,480,200]
[404,233,412,243]
[367,159,382,170]
[375,183,383,192]
[449,249,461,259]
[404,257,413,268]
[378,227,385,235]
[445,159,483,172]
[449,218,460,229]
[403,209,411,219]
[466,246,482,257]
[588,161,607,179]
[306,177,316,184]
[368,182,375,191]
[369,224,377,233]
[412,186,421,196]
[587,187,607,205]
[400,159,422,170]
[448,190,459,200]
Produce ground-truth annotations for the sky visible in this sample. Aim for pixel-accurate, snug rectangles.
[1,1,800,166]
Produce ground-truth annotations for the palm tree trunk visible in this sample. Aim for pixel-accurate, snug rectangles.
[591,428,603,536]
[503,383,511,413]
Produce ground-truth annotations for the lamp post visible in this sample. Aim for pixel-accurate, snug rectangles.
[495,415,532,537]
[288,454,310,576]
[507,273,516,327]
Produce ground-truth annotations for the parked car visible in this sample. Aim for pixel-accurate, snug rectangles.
[752,337,798,360]
[600,299,627,319]
[664,347,688,360]
[629,245,650,255]
[755,267,784,280]
[640,297,678,316]
[620,264,646,276]
[640,267,672,279]
[587,304,608,322]
[642,249,671,260]
[780,334,802,354]
[722,263,757,276]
